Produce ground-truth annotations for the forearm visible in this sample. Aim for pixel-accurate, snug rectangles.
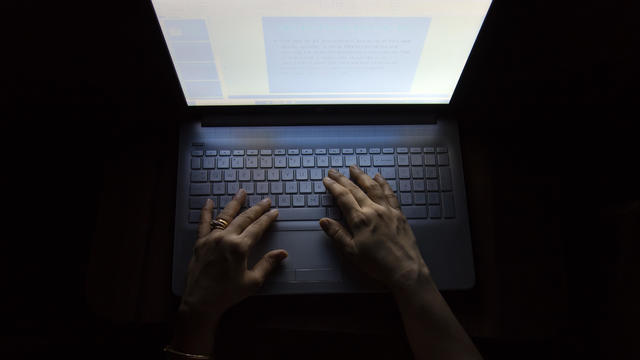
[393,272,482,360]
[168,304,221,358]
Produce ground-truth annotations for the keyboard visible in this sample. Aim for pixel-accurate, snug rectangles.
[187,146,455,223]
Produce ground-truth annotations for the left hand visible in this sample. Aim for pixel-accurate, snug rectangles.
[180,189,287,320]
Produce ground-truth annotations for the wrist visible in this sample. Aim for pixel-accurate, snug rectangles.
[390,264,435,298]
[170,303,222,356]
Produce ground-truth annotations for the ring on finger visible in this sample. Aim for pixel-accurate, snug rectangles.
[210,217,230,231]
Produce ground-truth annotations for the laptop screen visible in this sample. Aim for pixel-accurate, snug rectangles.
[150,0,492,106]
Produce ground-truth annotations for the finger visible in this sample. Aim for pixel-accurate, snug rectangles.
[319,218,355,256]
[328,168,373,207]
[242,208,279,248]
[349,165,388,206]
[198,198,215,238]
[323,176,362,226]
[214,189,246,231]
[251,249,288,284]
[374,174,400,209]
[226,197,271,234]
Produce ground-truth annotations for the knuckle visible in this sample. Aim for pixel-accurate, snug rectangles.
[352,211,371,228]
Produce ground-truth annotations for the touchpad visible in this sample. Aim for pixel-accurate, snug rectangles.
[248,230,342,282]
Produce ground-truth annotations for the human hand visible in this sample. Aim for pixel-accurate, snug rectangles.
[319,166,430,291]
[181,189,287,320]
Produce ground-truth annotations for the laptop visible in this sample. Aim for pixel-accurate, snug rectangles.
[149,0,493,295]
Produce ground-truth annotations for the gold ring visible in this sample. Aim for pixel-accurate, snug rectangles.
[210,217,229,231]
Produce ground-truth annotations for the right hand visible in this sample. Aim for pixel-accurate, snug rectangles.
[319,166,431,291]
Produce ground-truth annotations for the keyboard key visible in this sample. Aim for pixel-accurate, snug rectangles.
[276,208,326,220]
[397,155,410,166]
[249,195,262,207]
[285,182,297,194]
[329,148,340,154]
[310,168,323,180]
[219,150,231,156]
[413,180,425,191]
[437,147,448,153]
[331,155,343,167]
[278,195,291,207]
[373,155,394,166]
[270,182,283,194]
[426,167,437,179]
[227,183,239,195]
[411,167,424,178]
[288,156,301,167]
[437,153,450,166]
[203,158,215,169]
[217,157,230,168]
[321,195,333,206]
[369,148,381,154]
[288,149,299,155]
[387,180,397,192]
[296,169,308,180]
[246,156,258,168]
[423,147,435,153]
[396,147,408,154]
[190,184,210,195]
[380,167,395,179]
[190,197,209,209]
[429,206,442,219]
[260,149,272,155]
[241,183,254,194]
[267,169,279,181]
[274,149,286,155]
[191,158,201,170]
[299,182,312,194]
[302,156,315,167]
[247,150,258,155]
[426,180,439,191]
[356,148,367,154]
[253,169,265,181]
[440,167,452,191]
[398,168,410,179]
[424,154,436,166]
[358,155,371,167]
[233,150,244,156]
[213,183,225,195]
[231,157,244,168]
[307,194,320,206]
[205,150,217,156]
[302,149,313,155]
[191,150,204,157]
[274,156,287,168]
[339,168,350,178]
[383,148,394,154]
[292,195,305,207]
[260,156,273,168]
[342,148,354,154]
[191,171,207,182]
[411,154,423,166]
[314,182,326,193]
[414,193,426,205]
[400,193,412,205]
[315,149,327,155]
[345,155,357,166]
[238,170,251,181]
[401,206,427,219]
[399,180,412,192]
[281,169,294,180]
[256,182,269,194]
[219,196,232,208]
[188,210,201,223]
[317,156,329,167]
[365,168,378,178]
[428,192,441,204]
[442,192,455,218]
[224,170,236,181]
[410,147,422,153]
[327,207,342,220]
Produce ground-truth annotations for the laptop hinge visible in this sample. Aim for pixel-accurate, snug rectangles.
[200,110,440,127]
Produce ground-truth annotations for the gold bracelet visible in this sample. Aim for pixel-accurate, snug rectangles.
[163,345,211,359]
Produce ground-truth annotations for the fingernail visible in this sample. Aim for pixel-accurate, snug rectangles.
[323,176,334,183]
[319,218,329,230]
[260,197,270,204]
[206,198,212,206]
[277,251,288,261]
[269,209,279,215]
[328,168,338,175]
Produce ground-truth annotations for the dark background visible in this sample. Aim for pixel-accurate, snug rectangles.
[3,0,639,359]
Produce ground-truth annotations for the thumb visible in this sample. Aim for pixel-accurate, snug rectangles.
[319,218,355,255]
[251,249,288,283]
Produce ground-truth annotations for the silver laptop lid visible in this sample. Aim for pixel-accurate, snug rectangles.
[150,0,492,106]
